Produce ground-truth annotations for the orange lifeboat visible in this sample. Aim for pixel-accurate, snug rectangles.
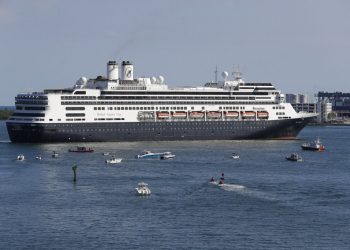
[225,111,239,118]
[242,111,256,118]
[257,111,269,118]
[172,111,187,118]
[157,112,170,119]
[207,111,222,118]
[190,111,204,119]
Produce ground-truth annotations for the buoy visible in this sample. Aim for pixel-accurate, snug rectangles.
[72,165,77,182]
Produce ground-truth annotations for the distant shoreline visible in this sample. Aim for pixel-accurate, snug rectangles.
[308,123,350,127]
[0,106,14,120]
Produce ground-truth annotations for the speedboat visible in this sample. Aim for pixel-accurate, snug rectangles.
[102,152,110,156]
[68,146,94,153]
[35,155,42,160]
[232,153,240,159]
[17,154,25,161]
[105,156,122,164]
[286,153,302,162]
[51,151,59,158]
[160,152,175,160]
[135,182,151,196]
[301,138,325,151]
[136,151,167,159]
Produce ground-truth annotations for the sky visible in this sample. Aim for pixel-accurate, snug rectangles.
[0,0,349,104]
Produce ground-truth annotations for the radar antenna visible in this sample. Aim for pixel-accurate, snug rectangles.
[233,64,242,80]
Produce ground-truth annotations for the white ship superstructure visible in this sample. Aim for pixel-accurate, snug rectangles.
[6,61,317,142]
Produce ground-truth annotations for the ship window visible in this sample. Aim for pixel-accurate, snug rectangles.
[49,119,53,121]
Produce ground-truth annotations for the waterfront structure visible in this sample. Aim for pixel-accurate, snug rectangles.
[316,101,332,123]
[317,92,350,122]
[6,61,316,142]
[286,93,308,104]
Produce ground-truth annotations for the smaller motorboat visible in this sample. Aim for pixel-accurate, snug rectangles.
[51,151,59,158]
[105,156,122,164]
[35,155,42,160]
[160,152,175,160]
[68,146,94,153]
[17,154,25,161]
[232,153,240,159]
[135,182,151,196]
[301,138,325,151]
[286,153,303,162]
[102,152,110,156]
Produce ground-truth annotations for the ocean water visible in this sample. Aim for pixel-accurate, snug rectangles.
[0,121,349,249]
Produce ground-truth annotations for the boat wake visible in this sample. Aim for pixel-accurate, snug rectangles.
[219,183,246,190]
[211,182,277,201]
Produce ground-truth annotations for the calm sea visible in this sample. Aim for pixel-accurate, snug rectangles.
[0,121,349,249]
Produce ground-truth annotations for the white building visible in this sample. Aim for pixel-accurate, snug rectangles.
[317,101,332,123]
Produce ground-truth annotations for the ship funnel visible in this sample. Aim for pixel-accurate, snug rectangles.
[122,61,134,80]
[107,61,118,80]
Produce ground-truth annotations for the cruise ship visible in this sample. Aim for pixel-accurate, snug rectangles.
[6,61,316,143]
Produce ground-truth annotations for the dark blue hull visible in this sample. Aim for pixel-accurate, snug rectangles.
[6,117,312,143]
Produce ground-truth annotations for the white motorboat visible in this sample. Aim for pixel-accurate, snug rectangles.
[105,156,122,164]
[35,155,42,160]
[102,152,110,156]
[17,154,25,161]
[135,182,151,196]
[160,152,175,160]
[232,153,240,159]
[51,151,59,158]
[136,151,167,159]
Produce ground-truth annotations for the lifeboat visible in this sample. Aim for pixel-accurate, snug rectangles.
[172,111,187,118]
[157,112,170,119]
[207,111,222,119]
[225,111,239,118]
[190,111,204,119]
[257,111,269,119]
[242,111,256,118]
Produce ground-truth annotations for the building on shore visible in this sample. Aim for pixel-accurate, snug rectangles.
[316,92,350,123]
[286,94,308,104]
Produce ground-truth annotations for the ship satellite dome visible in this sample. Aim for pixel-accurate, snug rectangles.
[80,77,88,83]
[222,71,229,79]
[150,76,157,84]
[76,76,87,85]
[158,75,165,84]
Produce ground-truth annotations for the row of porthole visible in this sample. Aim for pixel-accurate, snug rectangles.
[58,126,267,133]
